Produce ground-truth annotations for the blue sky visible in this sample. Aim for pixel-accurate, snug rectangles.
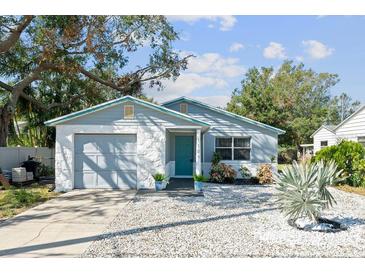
[143,16,365,107]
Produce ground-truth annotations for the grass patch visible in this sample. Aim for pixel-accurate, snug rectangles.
[335,184,365,196]
[0,184,59,220]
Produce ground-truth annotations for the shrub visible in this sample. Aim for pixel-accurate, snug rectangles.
[257,164,273,184]
[193,174,208,182]
[239,165,252,179]
[210,163,236,184]
[313,140,365,187]
[152,173,167,181]
[2,188,41,208]
[211,152,221,166]
[275,161,344,221]
[278,146,298,164]
[37,164,55,177]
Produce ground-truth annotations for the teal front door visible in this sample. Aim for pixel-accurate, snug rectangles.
[175,136,194,176]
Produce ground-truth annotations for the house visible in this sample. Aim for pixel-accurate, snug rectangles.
[311,105,365,154]
[45,96,285,191]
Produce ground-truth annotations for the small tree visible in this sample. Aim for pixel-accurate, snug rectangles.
[275,161,343,222]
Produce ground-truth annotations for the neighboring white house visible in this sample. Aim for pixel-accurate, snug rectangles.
[311,105,365,154]
[45,95,285,192]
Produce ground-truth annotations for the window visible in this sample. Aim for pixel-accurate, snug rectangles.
[215,137,251,161]
[320,141,328,148]
[358,136,365,147]
[180,103,188,114]
[124,105,134,119]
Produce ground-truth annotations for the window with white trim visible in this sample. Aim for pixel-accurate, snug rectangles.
[320,140,328,148]
[180,103,188,114]
[124,105,134,119]
[358,136,365,147]
[215,137,251,160]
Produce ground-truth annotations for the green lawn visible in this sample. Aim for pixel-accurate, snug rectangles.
[0,184,59,220]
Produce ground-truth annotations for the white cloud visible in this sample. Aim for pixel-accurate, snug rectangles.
[186,52,246,78]
[192,95,231,108]
[229,42,244,52]
[146,73,228,103]
[146,51,244,106]
[168,16,237,31]
[263,42,286,59]
[302,40,334,59]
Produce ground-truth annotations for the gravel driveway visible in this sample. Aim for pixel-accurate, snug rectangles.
[83,184,365,257]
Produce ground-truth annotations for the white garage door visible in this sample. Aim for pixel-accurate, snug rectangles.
[74,134,137,189]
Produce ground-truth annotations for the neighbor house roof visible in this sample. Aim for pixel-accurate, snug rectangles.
[162,96,285,134]
[310,124,336,138]
[45,95,211,127]
[333,105,365,131]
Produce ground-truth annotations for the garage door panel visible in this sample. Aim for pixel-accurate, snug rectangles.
[115,155,137,170]
[96,154,118,170]
[75,171,97,188]
[74,134,137,189]
[75,154,98,171]
[96,171,118,188]
[116,171,137,189]
[75,135,100,153]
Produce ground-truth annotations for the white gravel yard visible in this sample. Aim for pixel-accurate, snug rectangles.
[83,183,365,257]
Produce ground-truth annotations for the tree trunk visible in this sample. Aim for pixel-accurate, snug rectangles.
[0,105,12,147]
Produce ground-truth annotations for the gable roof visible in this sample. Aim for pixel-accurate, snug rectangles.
[333,105,365,131]
[310,105,365,138]
[44,96,211,127]
[162,97,285,134]
[310,124,336,138]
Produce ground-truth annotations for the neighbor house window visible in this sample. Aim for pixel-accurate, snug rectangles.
[320,141,328,148]
[358,136,365,147]
[124,105,134,119]
[215,137,251,161]
[180,103,188,114]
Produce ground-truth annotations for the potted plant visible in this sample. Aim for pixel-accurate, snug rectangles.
[193,174,208,192]
[152,172,168,191]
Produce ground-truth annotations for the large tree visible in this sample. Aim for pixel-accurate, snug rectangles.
[227,61,346,147]
[0,16,191,146]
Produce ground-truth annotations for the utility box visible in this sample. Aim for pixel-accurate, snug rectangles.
[12,167,27,183]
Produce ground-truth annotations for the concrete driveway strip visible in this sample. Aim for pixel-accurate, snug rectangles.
[0,189,135,257]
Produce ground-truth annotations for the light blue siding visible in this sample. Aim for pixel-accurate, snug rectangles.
[63,102,199,127]
[165,102,278,163]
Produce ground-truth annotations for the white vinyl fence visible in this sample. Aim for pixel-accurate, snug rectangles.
[0,147,55,171]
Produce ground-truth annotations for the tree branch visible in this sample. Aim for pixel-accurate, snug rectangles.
[78,66,126,92]
[0,80,13,92]
[0,15,34,54]
[19,91,83,110]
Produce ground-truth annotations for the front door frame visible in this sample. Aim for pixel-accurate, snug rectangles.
[174,135,194,177]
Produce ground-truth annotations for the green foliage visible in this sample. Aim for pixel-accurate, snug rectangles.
[1,188,40,208]
[239,165,252,179]
[37,164,55,177]
[313,140,365,187]
[257,164,273,184]
[275,161,344,221]
[211,152,221,166]
[152,172,167,182]
[193,174,208,182]
[227,60,359,147]
[1,16,190,146]
[209,163,236,184]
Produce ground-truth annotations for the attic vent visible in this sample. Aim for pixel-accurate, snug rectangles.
[180,103,188,114]
[124,105,134,119]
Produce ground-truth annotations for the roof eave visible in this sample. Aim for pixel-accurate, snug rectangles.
[45,96,210,127]
[162,97,286,134]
